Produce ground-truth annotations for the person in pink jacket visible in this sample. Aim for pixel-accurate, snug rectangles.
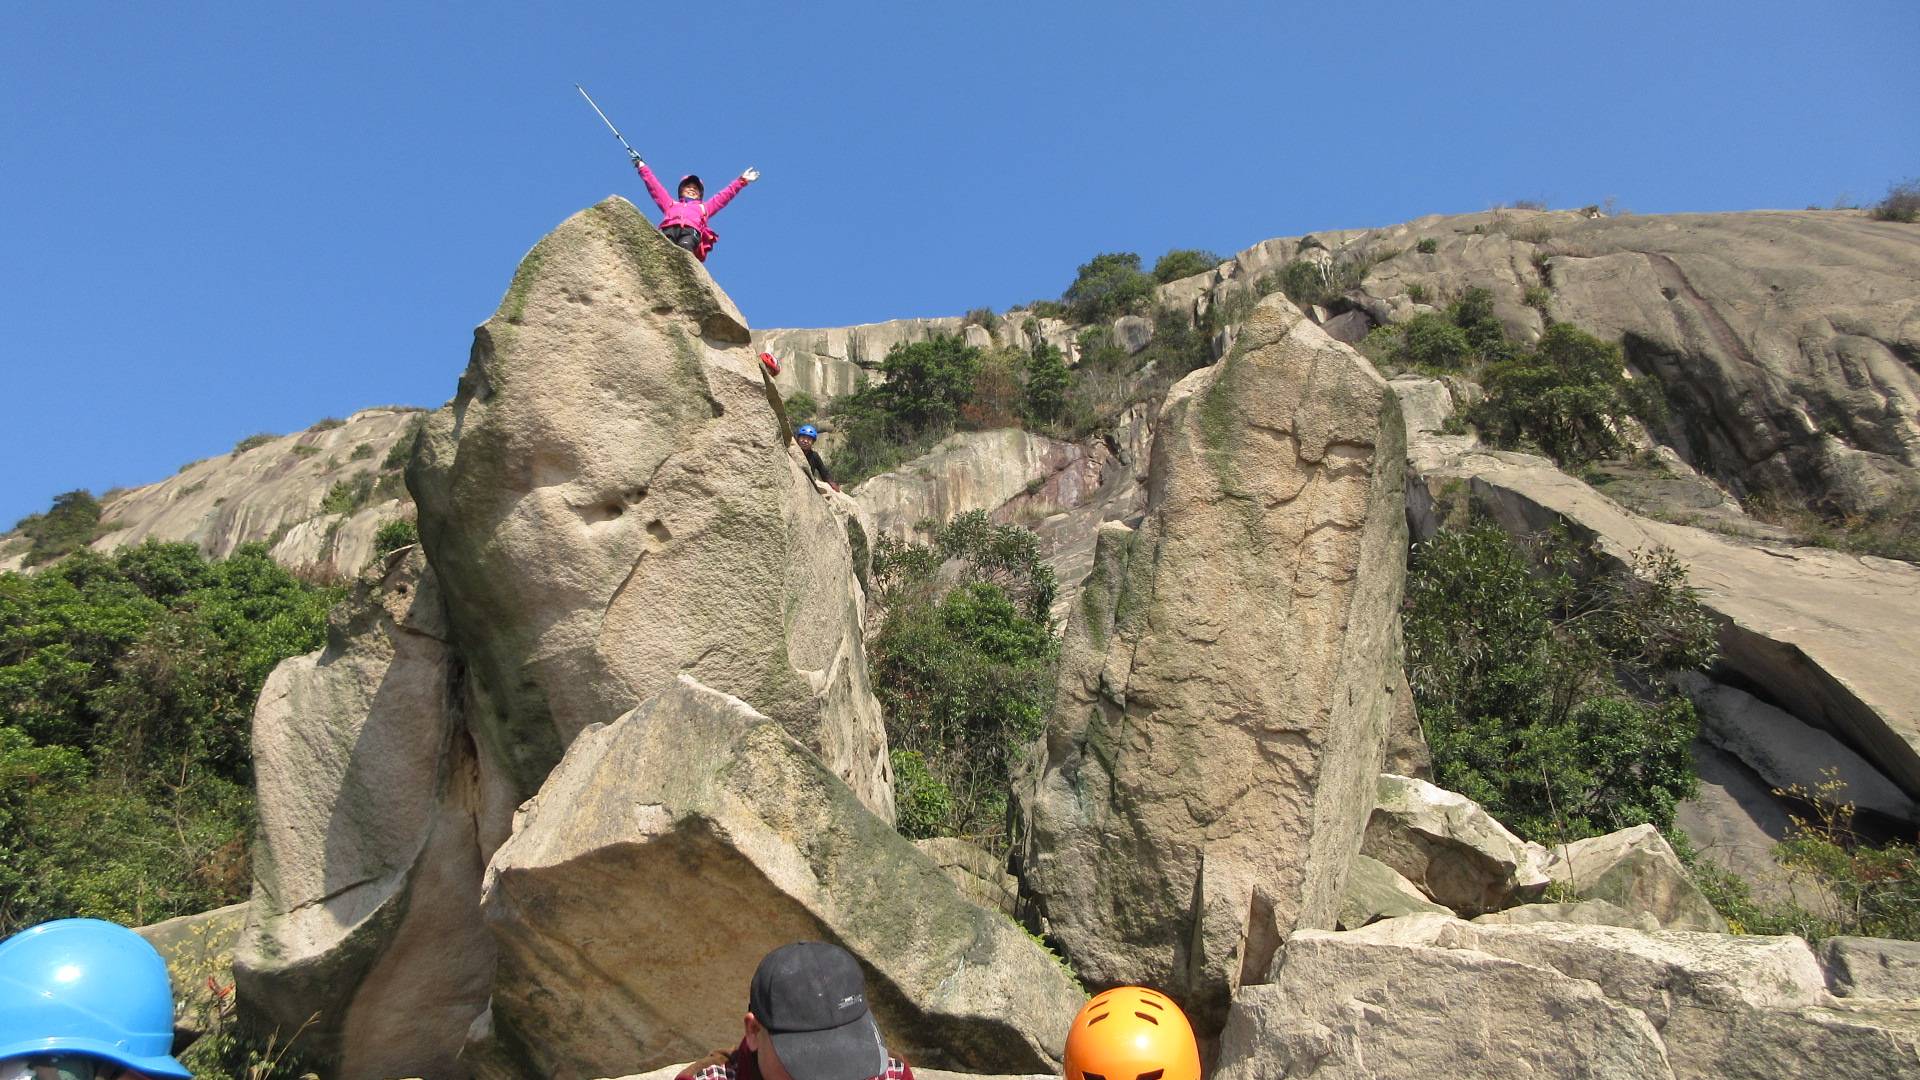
[631,152,758,261]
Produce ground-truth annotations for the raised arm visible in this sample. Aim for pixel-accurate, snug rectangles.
[634,160,674,212]
[704,168,757,218]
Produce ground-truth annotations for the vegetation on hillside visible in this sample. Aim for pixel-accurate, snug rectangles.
[1403,511,1718,842]
[1871,177,1920,223]
[868,512,1058,847]
[11,489,104,566]
[0,541,339,933]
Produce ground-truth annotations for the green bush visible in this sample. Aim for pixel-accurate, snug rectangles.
[13,490,103,566]
[1870,178,1920,223]
[1397,313,1472,370]
[308,417,345,432]
[349,443,375,461]
[870,513,1058,846]
[320,474,376,516]
[1062,252,1156,323]
[1266,251,1379,309]
[963,307,1001,332]
[0,542,339,932]
[372,518,418,558]
[1023,341,1070,427]
[1416,238,1440,254]
[232,433,277,455]
[784,390,819,424]
[1404,517,1717,843]
[890,750,954,840]
[1469,323,1645,466]
[1406,283,1430,304]
[381,417,425,471]
[826,334,984,484]
[1151,249,1223,284]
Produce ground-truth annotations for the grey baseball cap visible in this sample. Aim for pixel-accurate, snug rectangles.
[749,942,889,1080]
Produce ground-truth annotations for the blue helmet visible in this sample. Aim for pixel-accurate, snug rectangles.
[796,424,820,440]
[0,919,191,1078]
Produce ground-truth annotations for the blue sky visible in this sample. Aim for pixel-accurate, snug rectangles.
[2,0,1914,527]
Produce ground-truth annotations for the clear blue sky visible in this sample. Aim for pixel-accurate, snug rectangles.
[3,0,1914,527]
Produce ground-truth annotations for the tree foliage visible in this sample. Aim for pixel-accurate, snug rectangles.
[1404,518,1717,843]
[13,490,104,566]
[1063,252,1155,324]
[1151,249,1223,284]
[869,512,1058,846]
[0,541,339,932]
[1470,323,1651,466]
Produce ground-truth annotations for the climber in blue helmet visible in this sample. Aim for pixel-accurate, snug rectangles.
[0,918,191,1080]
[794,425,837,492]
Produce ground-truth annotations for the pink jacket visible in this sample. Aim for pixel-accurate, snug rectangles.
[636,162,748,259]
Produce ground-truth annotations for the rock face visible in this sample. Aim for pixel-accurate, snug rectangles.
[1016,295,1408,1029]
[1822,937,1920,1000]
[914,838,1019,916]
[852,429,1106,544]
[1544,825,1726,933]
[1217,915,1920,1080]
[233,548,511,1078]
[1678,672,1917,823]
[1472,900,1661,931]
[474,676,1083,1080]
[0,407,420,577]
[137,903,249,1040]
[1362,774,1551,916]
[1337,854,1450,929]
[409,197,891,817]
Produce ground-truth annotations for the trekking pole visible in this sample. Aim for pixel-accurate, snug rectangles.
[575,84,641,161]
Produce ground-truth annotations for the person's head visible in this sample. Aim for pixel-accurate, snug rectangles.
[1063,986,1200,1080]
[0,919,191,1080]
[795,424,819,449]
[742,942,886,1080]
[679,174,705,200]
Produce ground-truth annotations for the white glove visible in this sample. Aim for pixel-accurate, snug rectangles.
[742,167,760,183]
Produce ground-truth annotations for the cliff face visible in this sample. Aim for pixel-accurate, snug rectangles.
[2,406,421,578]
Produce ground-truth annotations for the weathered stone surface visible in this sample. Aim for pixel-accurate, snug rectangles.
[234,549,511,1078]
[914,838,1018,916]
[0,408,419,577]
[137,903,249,1039]
[1545,825,1726,932]
[1016,295,1408,1030]
[408,197,890,817]
[1822,936,1920,1000]
[1676,741,1817,910]
[475,676,1082,1080]
[1679,672,1917,823]
[1472,900,1661,932]
[1217,920,1671,1080]
[1362,774,1550,916]
[1112,314,1153,354]
[1337,854,1451,929]
[1320,309,1373,344]
[1381,668,1430,779]
[1219,914,1920,1080]
[852,429,1105,544]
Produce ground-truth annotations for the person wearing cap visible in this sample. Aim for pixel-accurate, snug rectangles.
[631,154,758,262]
[0,918,192,1080]
[794,425,838,492]
[675,942,912,1080]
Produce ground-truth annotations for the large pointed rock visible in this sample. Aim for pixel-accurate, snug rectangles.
[1361,774,1551,916]
[408,197,890,818]
[1544,824,1726,932]
[1015,295,1408,1030]
[233,549,513,1078]
[472,676,1082,1080]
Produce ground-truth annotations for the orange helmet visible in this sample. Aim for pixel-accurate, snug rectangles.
[1063,986,1201,1080]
